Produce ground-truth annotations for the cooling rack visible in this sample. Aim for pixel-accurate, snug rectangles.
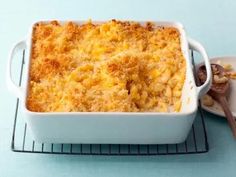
[11,50,209,155]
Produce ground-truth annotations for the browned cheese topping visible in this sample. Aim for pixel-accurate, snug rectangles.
[27,20,186,112]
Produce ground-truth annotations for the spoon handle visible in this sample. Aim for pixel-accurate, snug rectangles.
[219,96,236,138]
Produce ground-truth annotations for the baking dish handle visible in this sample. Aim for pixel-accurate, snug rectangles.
[188,38,212,98]
[6,40,27,99]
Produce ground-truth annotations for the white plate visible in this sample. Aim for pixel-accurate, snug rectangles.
[200,56,236,118]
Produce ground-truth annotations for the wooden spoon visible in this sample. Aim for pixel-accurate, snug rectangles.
[198,64,236,138]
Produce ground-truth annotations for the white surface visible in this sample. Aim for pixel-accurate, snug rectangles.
[201,56,236,118]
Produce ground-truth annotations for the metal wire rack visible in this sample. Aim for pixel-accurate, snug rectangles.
[11,50,209,155]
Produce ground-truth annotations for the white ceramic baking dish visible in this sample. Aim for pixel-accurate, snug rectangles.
[7,21,212,144]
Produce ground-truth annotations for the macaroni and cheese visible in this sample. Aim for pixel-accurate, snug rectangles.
[27,20,186,112]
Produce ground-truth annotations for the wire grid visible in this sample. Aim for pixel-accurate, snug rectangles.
[11,50,209,155]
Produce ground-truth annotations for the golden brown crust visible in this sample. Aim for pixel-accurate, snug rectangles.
[27,20,186,112]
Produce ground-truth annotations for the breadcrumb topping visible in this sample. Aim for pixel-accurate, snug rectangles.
[27,20,186,112]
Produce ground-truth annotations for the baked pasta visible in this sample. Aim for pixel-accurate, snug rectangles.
[27,20,186,112]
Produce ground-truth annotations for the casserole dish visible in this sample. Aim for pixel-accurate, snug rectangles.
[7,20,212,144]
